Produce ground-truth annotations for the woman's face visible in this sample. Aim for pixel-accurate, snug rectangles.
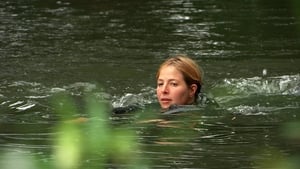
[156,65,195,109]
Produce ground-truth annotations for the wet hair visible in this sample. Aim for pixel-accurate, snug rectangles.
[156,54,203,102]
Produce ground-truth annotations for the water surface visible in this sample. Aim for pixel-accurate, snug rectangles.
[0,0,300,168]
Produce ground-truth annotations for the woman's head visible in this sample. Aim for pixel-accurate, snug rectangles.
[156,54,203,109]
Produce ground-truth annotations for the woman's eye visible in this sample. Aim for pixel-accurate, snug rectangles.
[171,82,178,86]
[157,83,163,87]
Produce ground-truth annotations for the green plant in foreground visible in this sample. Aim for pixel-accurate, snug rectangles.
[256,121,300,169]
[52,93,148,169]
[0,92,148,169]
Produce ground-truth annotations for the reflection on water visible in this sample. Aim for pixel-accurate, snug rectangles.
[1,74,299,168]
[1,0,300,168]
[2,74,299,118]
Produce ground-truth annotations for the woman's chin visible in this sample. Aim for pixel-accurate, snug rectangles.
[160,104,171,110]
[160,103,172,110]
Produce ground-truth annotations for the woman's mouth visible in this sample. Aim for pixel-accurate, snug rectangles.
[159,98,173,109]
[161,98,172,103]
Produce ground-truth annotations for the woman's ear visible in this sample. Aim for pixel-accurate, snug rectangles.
[189,84,198,97]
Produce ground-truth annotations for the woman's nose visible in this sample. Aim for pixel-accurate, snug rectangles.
[162,84,169,93]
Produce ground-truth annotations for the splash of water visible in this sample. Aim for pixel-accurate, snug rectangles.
[111,87,156,108]
[213,74,300,97]
[211,74,300,115]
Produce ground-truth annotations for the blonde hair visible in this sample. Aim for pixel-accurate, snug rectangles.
[156,54,203,101]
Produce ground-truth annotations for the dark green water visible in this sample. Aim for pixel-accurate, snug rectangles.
[1,0,300,168]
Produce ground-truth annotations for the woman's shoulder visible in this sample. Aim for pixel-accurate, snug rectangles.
[161,93,219,115]
[162,104,202,115]
[197,92,219,106]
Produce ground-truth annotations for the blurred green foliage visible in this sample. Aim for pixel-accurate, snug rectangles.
[52,92,149,169]
[0,92,148,169]
[256,121,300,169]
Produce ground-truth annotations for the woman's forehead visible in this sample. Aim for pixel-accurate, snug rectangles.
[158,66,184,79]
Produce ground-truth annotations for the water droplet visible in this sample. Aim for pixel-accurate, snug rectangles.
[262,69,267,76]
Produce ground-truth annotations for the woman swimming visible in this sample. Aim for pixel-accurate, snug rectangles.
[112,54,203,114]
[156,54,203,111]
